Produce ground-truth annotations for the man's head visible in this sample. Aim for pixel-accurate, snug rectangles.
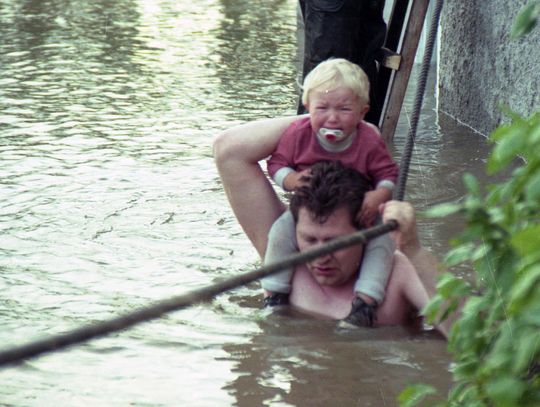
[290,160,370,228]
[290,161,371,286]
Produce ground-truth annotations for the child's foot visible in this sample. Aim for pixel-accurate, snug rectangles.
[263,292,289,308]
[339,297,377,328]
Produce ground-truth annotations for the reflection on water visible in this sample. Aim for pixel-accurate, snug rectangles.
[1,0,497,405]
[222,311,450,406]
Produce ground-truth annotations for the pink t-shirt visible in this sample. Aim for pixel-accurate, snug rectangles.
[267,117,398,189]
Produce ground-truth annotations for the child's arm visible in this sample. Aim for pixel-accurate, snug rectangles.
[267,117,318,191]
[357,185,393,227]
[360,123,399,225]
[267,120,302,190]
[282,168,312,191]
[363,123,400,186]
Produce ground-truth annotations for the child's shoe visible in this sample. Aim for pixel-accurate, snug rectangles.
[263,293,289,308]
[339,297,377,328]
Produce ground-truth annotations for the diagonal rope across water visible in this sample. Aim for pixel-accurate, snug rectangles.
[0,222,397,366]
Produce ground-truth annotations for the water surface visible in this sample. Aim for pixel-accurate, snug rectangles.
[1,0,497,405]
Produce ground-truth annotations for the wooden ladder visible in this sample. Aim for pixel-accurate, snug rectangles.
[373,0,432,142]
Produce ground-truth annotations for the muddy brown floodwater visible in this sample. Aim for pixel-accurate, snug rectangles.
[0,0,501,405]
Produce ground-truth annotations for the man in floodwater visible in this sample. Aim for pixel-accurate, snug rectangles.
[213,115,446,335]
[286,160,439,329]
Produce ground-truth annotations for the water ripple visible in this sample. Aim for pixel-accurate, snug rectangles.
[0,0,488,405]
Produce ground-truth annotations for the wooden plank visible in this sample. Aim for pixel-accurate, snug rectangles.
[379,0,431,142]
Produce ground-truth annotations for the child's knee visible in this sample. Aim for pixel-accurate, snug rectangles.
[269,211,295,236]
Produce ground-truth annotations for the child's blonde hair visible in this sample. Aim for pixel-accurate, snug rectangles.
[301,58,370,107]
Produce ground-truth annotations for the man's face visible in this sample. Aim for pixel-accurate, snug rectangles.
[296,206,363,286]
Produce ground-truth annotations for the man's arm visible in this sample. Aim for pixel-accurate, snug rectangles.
[381,201,450,337]
[213,115,301,256]
[380,201,438,296]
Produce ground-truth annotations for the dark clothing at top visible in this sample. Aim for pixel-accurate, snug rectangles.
[298,0,387,123]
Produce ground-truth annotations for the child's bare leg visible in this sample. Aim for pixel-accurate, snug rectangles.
[261,211,298,306]
[341,219,395,328]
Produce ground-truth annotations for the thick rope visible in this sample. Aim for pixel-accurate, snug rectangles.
[0,221,397,367]
[394,0,445,201]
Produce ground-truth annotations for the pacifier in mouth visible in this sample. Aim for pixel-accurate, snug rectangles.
[318,128,347,143]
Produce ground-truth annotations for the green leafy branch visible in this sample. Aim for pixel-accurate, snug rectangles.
[399,3,540,405]
[420,111,540,407]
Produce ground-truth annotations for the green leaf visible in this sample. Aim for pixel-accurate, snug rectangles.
[437,273,468,298]
[424,203,462,218]
[488,124,527,173]
[513,329,540,373]
[461,295,485,318]
[452,358,481,380]
[529,115,540,143]
[423,295,444,322]
[520,308,540,327]
[444,244,475,266]
[511,1,540,39]
[485,376,527,406]
[448,382,468,402]
[463,173,481,196]
[398,384,438,407]
[509,264,540,310]
[471,244,490,263]
[484,324,514,371]
[525,170,540,201]
[511,225,540,256]
[454,384,483,406]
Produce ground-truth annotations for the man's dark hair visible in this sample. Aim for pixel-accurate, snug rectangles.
[289,160,371,228]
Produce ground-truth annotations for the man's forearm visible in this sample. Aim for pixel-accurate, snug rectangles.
[403,243,439,298]
[403,241,454,338]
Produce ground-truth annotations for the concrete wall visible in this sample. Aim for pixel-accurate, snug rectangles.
[438,0,539,136]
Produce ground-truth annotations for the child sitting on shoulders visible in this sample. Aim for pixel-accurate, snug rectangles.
[262,58,399,327]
